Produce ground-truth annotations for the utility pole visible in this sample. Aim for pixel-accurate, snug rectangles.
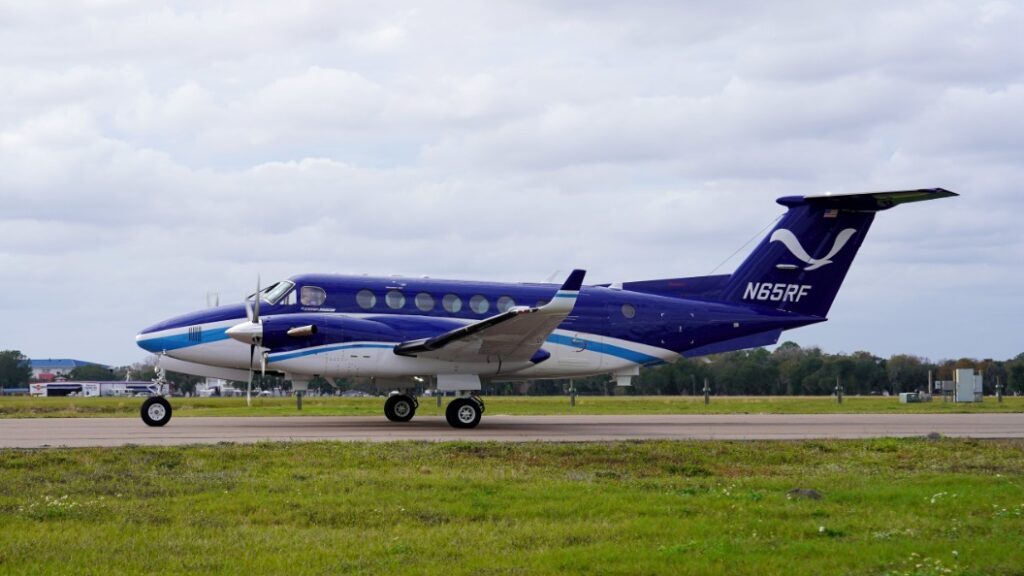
[703,378,710,405]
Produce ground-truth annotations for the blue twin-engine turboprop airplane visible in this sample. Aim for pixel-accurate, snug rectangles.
[136,189,956,428]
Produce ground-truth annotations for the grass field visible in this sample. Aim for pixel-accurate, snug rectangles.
[1,439,1022,575]
[1,394,1022,419]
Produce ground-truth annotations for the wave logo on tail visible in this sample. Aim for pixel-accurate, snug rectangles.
[770,229,857,271]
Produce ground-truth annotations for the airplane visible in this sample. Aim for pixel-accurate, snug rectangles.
[135,188,957,428]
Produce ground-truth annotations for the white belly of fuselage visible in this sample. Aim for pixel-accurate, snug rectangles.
[147,319,675,381]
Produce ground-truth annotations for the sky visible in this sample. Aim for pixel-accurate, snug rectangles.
[1,1,1022,367]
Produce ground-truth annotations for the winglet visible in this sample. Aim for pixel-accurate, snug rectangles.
[544,269,586,313]
[559,269,586,292]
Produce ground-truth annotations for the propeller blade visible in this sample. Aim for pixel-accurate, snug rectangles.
[254,274,261,324]
[261,351,267,377]
[247,343,254,407]
[245,299,253,323]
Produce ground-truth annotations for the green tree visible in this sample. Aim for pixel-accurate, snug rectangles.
[887,355,932,394]
[1007,353,1024,395]
[69,364,117,381]
[0,350,32,389]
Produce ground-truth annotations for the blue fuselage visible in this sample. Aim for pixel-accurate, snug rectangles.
[137,273,821,381]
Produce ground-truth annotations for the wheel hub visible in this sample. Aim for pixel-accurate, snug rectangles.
[147,404,166,421]
[457,404,476,423]
[394,400,411,418]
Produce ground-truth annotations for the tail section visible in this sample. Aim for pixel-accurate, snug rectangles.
[720,189,957,317]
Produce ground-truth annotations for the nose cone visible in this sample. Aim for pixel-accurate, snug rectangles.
[136,331,163,353]
[226,321,263,345]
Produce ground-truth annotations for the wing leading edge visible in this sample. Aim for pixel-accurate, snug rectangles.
[393,269,586,363]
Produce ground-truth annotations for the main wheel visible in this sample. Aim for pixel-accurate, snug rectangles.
[446,398,482,429]
[384,394,416,422]
[140,396,172,427]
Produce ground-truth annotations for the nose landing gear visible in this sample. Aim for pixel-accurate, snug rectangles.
[140,396,172,427]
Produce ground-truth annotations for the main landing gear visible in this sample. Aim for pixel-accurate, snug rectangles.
[382,393,485,429]
[384,393,418,422]
[445,396,484,429]
[141,396,172,427]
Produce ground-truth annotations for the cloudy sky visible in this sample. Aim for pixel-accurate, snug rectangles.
[1,1,1021,367]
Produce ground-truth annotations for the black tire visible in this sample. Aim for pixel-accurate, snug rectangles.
[140,396,172,427]
[470,395,485,413]
[445,398,481,429]
[384,394,416,422]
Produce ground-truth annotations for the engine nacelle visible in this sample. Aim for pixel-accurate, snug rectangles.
[261,314,400,352]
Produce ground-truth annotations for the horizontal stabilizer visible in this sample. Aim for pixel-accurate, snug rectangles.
[777,188,958,211]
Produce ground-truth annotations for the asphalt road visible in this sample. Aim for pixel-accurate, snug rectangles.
[1,413,1023,448]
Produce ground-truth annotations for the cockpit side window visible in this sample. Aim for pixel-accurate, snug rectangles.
[252,280,296,305]
[279,289,297,306]
[300,285,327,307]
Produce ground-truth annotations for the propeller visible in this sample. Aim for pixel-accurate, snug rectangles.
[246,275,262,407]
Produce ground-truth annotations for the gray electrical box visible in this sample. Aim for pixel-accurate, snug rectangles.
[954,369,983,403]
[899,392,921,403]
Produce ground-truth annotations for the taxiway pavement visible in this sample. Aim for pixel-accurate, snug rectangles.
[1,413,1023,448]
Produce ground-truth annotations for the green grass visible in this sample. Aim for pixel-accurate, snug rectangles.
[1,394,1022,419]
[1,439,1022,574]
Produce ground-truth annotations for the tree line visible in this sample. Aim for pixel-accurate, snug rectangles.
[3,345,1024,396]
[495,343,1024,396]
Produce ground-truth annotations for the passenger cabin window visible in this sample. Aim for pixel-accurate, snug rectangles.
[469,294,489,314]
[443,294,462,313]
[386,290,406,309]
[356,289,376,309]
[621,303,637,319]
[415,292,434,312]
[300,286,327,307]
[497,296,515,313]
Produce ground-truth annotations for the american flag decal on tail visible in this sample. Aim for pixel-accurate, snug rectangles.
[823,209,839,218]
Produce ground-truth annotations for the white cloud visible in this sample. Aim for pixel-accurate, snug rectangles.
[0,1,1021,364]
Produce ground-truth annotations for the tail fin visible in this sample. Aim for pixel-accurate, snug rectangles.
[720,189,957,317]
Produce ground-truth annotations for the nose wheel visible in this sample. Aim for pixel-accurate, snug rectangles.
[140,396,172,427]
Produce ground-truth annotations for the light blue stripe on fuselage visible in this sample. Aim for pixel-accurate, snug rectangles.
[269,343,397,363]
[137,327,231,353]
[269,334,663,366]
[138,323,665,367]
[544,333,663,365]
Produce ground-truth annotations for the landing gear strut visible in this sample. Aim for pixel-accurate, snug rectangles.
[384,393,417,422]
[141,396,172,427]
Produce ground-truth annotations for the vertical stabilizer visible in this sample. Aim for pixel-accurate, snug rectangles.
[719,189,957,317]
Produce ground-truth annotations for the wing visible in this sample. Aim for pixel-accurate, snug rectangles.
[393,269,586,363]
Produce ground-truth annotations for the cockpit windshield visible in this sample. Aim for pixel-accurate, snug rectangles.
[248,280,296,305]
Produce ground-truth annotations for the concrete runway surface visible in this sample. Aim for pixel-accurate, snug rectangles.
[1,413,1023,448]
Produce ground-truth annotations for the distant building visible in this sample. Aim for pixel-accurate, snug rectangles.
[29,359,107,381]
